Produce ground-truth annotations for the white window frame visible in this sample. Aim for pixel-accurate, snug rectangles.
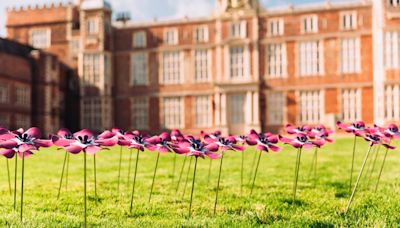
[340,11,358,31]
[267,43,287,78]
[267,18,284,37]
[86,18,99,35]
[15,114,30,129]
[82,98,102,131]
[193,49,211,82]
[0,85,9,103]
[227,45,250,81]
[385,31,400,69]
[298,40,324,76]
[131,97,149,130]
[341,88,361,122]
[161,51,183,85]
[267,91,285,125]
[340,37,361,74]
[133,31,147,48]
[194,96,212,127]
[15,86,31,107]
[162,97,184,129]
[228,94,246,124]
[131,52,148,86]
[230,21,247,39]
[301,15,318,34]
[29,28,51,49]
[82,53,102,86]
[298,90,324,124]
[0,113,10,128]
[389,0,400,7]
[193,25,209,43]
[385,84,400,121]
[164,28,178,45]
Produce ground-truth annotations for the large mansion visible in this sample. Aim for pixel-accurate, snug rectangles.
[1,0,400,135]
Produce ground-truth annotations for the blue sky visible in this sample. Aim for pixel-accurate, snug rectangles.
[0,0,347,37]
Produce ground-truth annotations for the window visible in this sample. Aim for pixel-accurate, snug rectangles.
[82,98,101,131]
[83,54,101,86]
[0,85,9,103]
[299,90,323,124]
[30,29,50,49]
[267,43,287,78]
[341,89,361,122]
[71,39,80,58]
[131,53,148,85]
[341,38,361,73]
[228,94,246,124]
[230,21,247,38]
[0,114,9,128]
[298,41,323,76]
[15,115,30,129]
[133,31,146,48]
[385,31,400,69]
[163,97,183,129]
[194,96,211,127]
[267,92,285,125]
[194,26,209,42]
[389,0,400,7]
[131,97,149,129]
[301,15,318,33]
[341,11,357,30]
[385,85,400,120]
[267,18,284,36]
[194,49,210,82]
[15,87,31,107]
[164,28,178,45]
[162,51,181,84]
[86,18,98,35]
[229,46,248,80]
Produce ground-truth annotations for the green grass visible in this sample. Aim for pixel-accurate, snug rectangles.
[0,137,400,227]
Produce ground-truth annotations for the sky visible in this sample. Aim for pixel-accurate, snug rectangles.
[0,0,350,37]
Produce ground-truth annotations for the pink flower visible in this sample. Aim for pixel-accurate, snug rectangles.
[215,136,245,152]
[336,121,365,136]
[120,131,152,151]
[362,132,395,149]
[248,131,281,152]
[285,124,311,135]
[174,136,220,159]
[0,127,52,158]
[279,134,318,150]
[145,132,173,153]
[51,128,76,147]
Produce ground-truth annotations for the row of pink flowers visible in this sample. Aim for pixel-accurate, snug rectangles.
[1,122,399,157]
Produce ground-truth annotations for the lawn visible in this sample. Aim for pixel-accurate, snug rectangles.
[0,137,400,227]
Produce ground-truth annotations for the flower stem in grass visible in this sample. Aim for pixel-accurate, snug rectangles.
[149,152,160,203]
[127,149,133,190]
[375,146,390,192]
[117,146,123,194]
[346,145,373,213]
[176,156,187,193]
[248,150,258,184]
[241,150,244,196]
[188,157,198,218]
[182,156,193,200]
[349,135,357,194]
[172,153,177,186]
[84,152,87,227]
[207,159,212,185]
[307,148,317,182]
[57,151,68,199]
[367,145,380,188]
[14,154,17,211]
[129,149,140,213]
[93,154,97,200]
[293,148,303,204]
[65,152,70,191]
[6,159,11,195]
[250,150,262,197]
[20,152,25,221]
[214,151,224,215]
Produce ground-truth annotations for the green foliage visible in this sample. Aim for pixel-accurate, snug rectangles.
[0,138,399,227]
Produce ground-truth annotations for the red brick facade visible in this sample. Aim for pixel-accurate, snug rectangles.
[3,0,400,134]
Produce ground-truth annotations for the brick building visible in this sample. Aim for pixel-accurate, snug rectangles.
[3,0,400,134]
